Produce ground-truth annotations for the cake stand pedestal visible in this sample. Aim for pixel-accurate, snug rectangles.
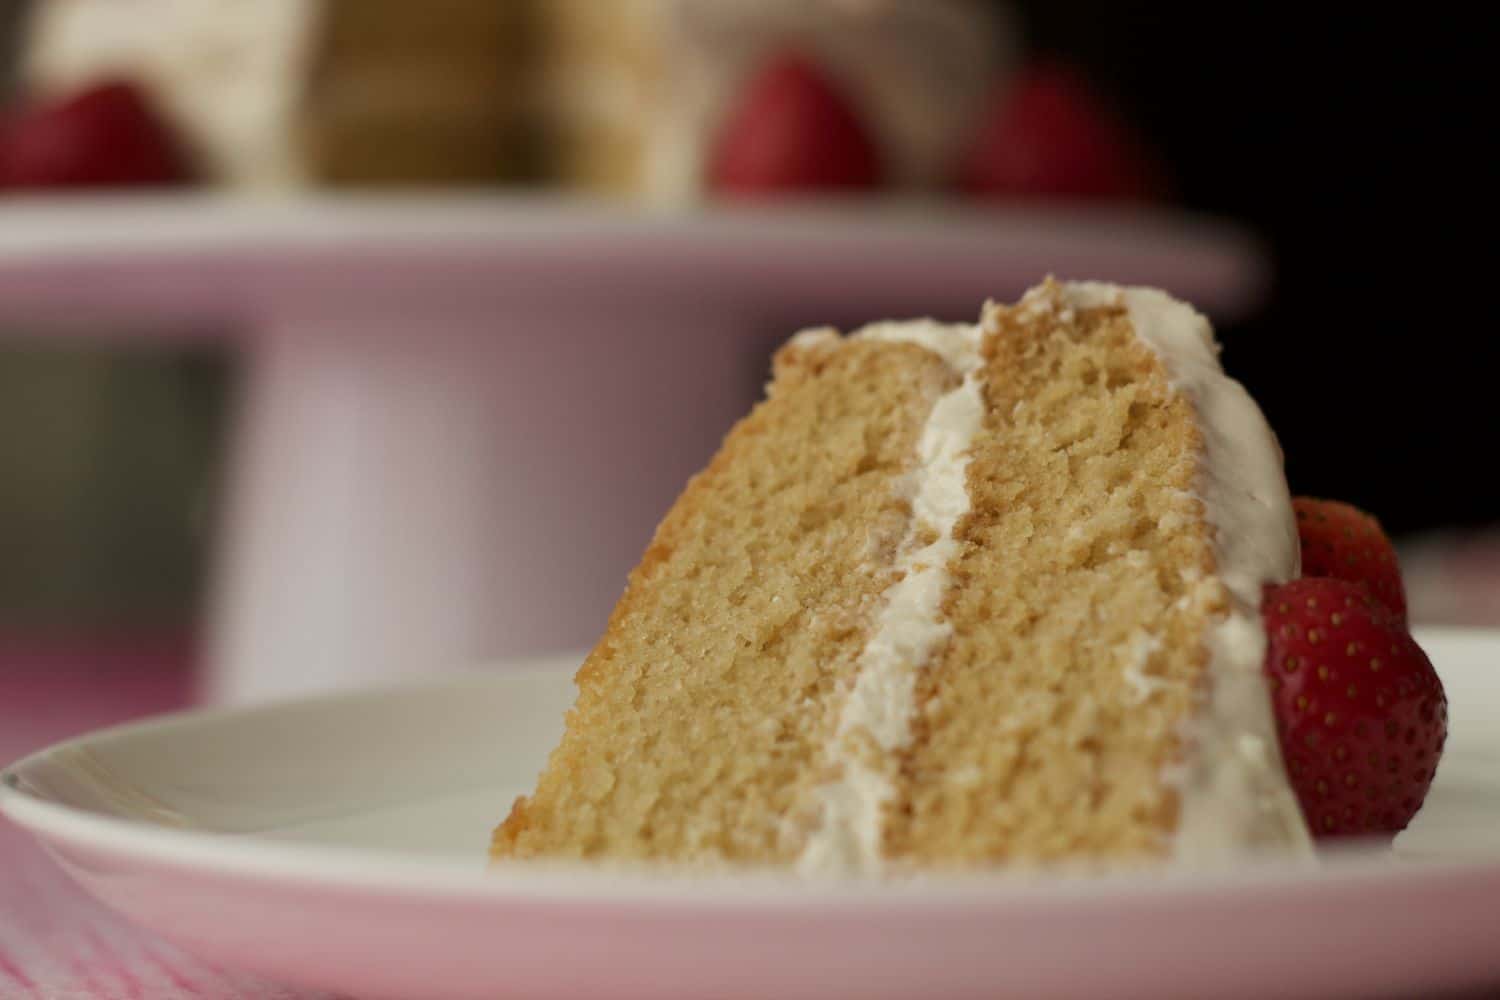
[209,303,757,702]
[0,195,1267,702]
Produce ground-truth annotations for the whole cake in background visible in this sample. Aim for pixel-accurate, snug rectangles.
[493,279,1446,872]
[13,0,1167,203]
[18,0,1011,196]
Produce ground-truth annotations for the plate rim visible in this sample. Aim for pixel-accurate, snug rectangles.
[0,194,1270,328]
[0,193,1262,259]
[4,625,1497,910]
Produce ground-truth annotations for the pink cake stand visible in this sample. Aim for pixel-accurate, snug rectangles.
[0,195,1267,703]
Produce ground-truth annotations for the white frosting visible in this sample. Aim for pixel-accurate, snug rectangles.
[1056,282,1313,860]
[24,0,319,187]
[785,326,841,352]
[1122,630,1168,705]
[795,283,1309,873]
[797,320,984,876]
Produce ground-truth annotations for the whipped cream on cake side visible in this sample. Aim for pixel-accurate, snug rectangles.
[1056,282,1314,861]
[796,320,986,875]
[796,284,1312,875]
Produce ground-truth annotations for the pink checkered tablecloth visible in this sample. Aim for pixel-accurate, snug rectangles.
[0,640,342,1000]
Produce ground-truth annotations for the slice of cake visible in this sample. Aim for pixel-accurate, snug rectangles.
[493,279,1313,872]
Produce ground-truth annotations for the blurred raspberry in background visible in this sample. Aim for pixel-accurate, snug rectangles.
[1,79,191,188]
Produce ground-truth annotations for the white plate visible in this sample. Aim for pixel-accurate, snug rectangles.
[5,629,1499,1000]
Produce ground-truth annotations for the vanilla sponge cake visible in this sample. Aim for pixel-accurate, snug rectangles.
[493,279,1313,871]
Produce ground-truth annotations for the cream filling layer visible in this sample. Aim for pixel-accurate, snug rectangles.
[796,284,1310,873]
[796,320,985,876]
[1055,282,1314,860]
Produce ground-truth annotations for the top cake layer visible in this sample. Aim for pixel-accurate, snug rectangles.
[1012,283,1310,863]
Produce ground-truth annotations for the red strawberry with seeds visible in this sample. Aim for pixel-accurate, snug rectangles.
[954,60,1166,203]
[707,51,882,196]
[1293,497,1407,621]
[1261,577,1445,841]
[0,79,191,190]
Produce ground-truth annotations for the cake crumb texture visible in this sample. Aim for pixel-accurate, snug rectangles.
[493,338,954,862]
[888,285,1223,863]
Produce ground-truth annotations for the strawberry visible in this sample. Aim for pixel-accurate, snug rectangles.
[954,60,1165,202]
[1293,497,1407,621]
[0,80,191,190]
[1261,577,1446,841]
[707,51,882,195]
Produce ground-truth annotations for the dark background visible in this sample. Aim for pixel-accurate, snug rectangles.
[0,4,1494,635]
[1015,4,1494,533]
